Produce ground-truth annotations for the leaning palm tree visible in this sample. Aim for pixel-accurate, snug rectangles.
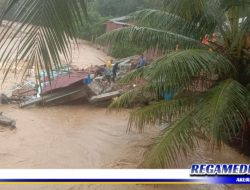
[0,0,87,82]
[98,0,250,168]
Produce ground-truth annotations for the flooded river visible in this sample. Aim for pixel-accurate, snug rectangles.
[0,105,153,169]
[0,41,249,190]
[0,104,249,190]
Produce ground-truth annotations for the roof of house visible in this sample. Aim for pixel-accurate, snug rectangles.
[42,71,88,95]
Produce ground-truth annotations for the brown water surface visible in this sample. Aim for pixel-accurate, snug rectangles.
[0,41,249,190]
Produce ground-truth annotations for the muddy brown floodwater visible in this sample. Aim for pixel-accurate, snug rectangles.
[0,41,249,190]
[0,104,249,190]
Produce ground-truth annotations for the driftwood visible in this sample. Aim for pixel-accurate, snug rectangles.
[0,112,16,130]
[89,91,121,103]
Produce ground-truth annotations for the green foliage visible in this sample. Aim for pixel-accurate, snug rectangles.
[98,26,203,51]
[110,83,158,109]
[0,0,7,17]
[99,0,250,167]
[108,44,144,58]
[94,0,165,17]
[94,0,144,17]
[128,98,197,132]
[141,80,248,168]
[76,3,107,41]
[143,110,197,168]
[194,80,247,146]
[114,49,235,94]
[143,0,166,10]
[131,9,213,39]
[146,50,235,90]
[0,0,6,8]
[76,0,167,41]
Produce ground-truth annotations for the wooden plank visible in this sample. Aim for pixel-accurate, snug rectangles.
[19,97,42,108]
[42,85,90,105]
[44,89,83,103]
[20,84,96,108]
[44,91,87,105]
[89,91,121,103]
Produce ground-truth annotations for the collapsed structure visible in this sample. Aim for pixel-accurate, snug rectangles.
[6,57,135,108]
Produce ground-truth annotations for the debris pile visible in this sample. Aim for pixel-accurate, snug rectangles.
[10,81,37,103]
[6,56,138,108]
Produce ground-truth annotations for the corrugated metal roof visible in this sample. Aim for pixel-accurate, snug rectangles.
[42,71,88,95]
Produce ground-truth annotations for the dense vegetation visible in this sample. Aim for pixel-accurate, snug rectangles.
[77,0,165,42]
[78,0,164,58]
[98,0,250,167]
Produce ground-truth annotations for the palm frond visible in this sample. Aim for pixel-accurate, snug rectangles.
[131,9,200,38]
[119,49,235,93]
[118,66,149,84]
[113,49,235,110]
[0,0,87,82]
[131,9,218,39]
[109,84,158,109]
[164,0,207,20]
[147,49,236,90]
[231,12,250,50]
[204,0,230,36]
[131,9,185,29]
[110,77,195,109]
[97,26,203,51]
[142,110,197,168]
[163,0,230,39]
[128,97,197,132]
[195,79,247,146]
[221,0,250,10]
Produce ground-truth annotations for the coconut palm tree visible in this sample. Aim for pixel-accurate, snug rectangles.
[0,0,87,82]
[98,0,250,168]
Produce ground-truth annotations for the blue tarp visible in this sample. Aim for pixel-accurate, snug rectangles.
[161,92,175,101]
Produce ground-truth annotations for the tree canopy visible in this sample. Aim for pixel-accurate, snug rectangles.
[98,0,250,168]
